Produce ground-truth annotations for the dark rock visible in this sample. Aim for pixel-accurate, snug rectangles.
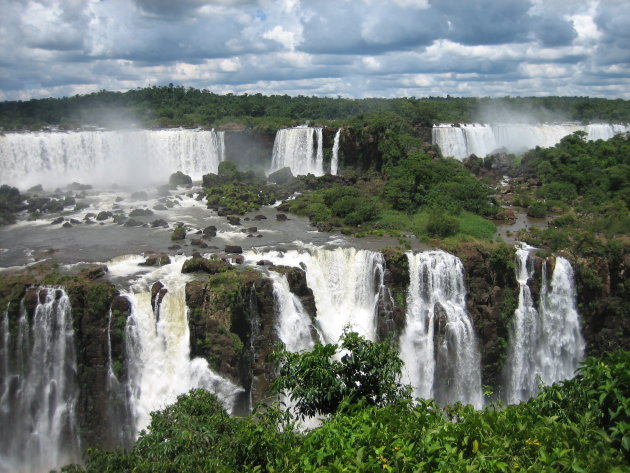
[129,208,154,217]
[191,239,209,248]
[268,167,294,185]
[203,225,217,236]
[123,218,142,227]
[84,213,96,220]
[151,282,168,307]
[217,209,229,217]
[62,222,73,228]
[270,265,317,319]
[141,253,171,266]
[67,182,92,191]
[257,260,273,266]
[150,219,169,228]
[96,211,113,221]
[316,222,333,232]
[169,171,193,188]
[51,216,64,224]
[84,219,95,224]
[182,256,232,274]
[115,196,124,203]
[227,216,241,225]
[74,202,89,212]
[171,227,186,240]
[224,245,243,254]
[64,196,76,207]
[246,227,257,233]
[168,244,182,250]
[70,218,81,225]
[222,254,244,264]
[43,200,65,212]
[81,264,109,280]
[256,234,263,238]
[153,204,168,211]
[113,214,127,224]
[276,213,288,221]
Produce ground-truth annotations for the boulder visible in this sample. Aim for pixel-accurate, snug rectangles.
[129,208,154,217]
[224,245,243,254]
[81,264,109,280]
[227,216,241,225]
[276,213,288,221]
[150,219,169,228]
[96,211,113,221]
[123,218,142,227]
[169,171,193,188]
[141,253,171,266]
[171,227,186,240]
[153,204,168,211]
[268,167,294,185]
[253,215,267,221]
[181,256,232,274]
[51,216,64,225]
[62,222,73,228]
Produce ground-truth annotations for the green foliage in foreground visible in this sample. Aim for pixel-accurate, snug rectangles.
[65,350,630,473]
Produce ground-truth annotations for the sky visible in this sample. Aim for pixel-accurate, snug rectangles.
[0,0,629,101]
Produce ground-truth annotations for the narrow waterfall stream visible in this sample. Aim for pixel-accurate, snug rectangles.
[399,251,483,408]
[504,246,585,404]
[330,128,341,175]
[0,288,80,473]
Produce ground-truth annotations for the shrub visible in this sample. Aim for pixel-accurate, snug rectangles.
[426,212,459,238]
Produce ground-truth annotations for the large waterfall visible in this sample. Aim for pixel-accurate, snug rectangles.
[269,126,324,177]
[120,257,243,434]
[0,288,80,473]
[330,128,341,176]
[247,247,384,343]
[433,123,630,160]
[0,128,225,189]
[504,247,585,404]
[399,251,483,408]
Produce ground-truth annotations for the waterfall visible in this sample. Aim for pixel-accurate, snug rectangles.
[399,251,483,408]
[330,128,341,175]
[0,128,225,189]
[0,288,80,473]
[432,123,630,160]
[269,271,315,353]
[269,126,324,177]
[504,247,585,404]
[247,247,384,343]
[122,257,243,435]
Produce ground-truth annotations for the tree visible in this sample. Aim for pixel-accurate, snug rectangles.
[272,331,412,418]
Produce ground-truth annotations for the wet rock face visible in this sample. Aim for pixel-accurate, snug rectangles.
[270,265,317,319]
[185,269,278,407]
[379,248,409,340]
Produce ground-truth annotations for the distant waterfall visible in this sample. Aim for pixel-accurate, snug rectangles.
[122,258,243,435]
[504,247,584,404]
[247,247,384,343]
[0,288,80,473]
[0,128,225,189]
[399,251,483,408]
[269,126,324,176]
[330,128,341,175]
[269,271,315,353]
[433,123,630,160]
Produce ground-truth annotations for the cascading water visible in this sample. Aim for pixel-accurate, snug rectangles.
[0,128,225,189]
[504,247,585,404]
[269,271,315,353]
[269,126,324,177]
[432,123,630,160]
[246,246,384,343]
[330,128,341,175]
[399,251,483,408]
[0,288,80,473]
[120,257,243,435]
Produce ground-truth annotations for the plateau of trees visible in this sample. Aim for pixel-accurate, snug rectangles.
[60,338,629,473]
[1,85,629,130]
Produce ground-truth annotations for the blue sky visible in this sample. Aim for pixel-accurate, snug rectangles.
[1,0,628,100]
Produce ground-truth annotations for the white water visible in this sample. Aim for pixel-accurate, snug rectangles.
[269,271,315,353]
[504,248,585,404]
[433,123,630,160]
[0,128,225,189]
[246,246,384,343]
[330,128,341,175]
[121,256,243,435]
[400,251,483,408]
[0,288,80,473]
[269,126,324,176]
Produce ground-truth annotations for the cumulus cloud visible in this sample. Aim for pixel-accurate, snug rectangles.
[0,0,628,100]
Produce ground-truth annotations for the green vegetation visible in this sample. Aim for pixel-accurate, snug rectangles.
[2,87,630,130]
[64,340,629,473]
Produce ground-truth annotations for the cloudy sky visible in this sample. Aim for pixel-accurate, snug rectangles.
[1,0,629,101]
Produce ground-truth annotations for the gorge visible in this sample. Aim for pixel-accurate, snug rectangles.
[0,120,626,473]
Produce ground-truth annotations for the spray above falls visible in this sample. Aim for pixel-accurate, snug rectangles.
[504,246,585,404]
[269,126,324,177]
[399,251,483,408]
[433,123,630,160]
[0,128,225,189]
